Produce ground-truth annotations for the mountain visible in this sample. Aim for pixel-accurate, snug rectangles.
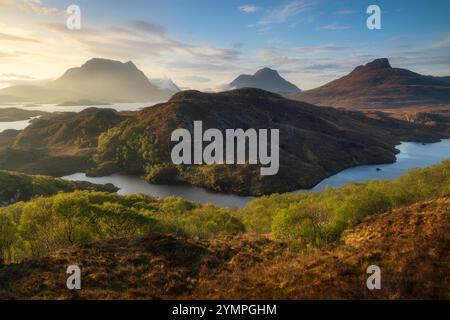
[435,76,450,83]
[149,77,181,92]
[0,170,117,206]
[1,88,446,195]
[0,108,130,176]
[291,58,450,109]
[0,58,178,103]
[230,67,301,95]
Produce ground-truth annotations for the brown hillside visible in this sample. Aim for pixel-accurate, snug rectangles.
[0,88,447,194]
[0,196,448,299]
[291,58,450,109]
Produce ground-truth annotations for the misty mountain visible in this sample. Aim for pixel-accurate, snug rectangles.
[434,76,450,83]
[149,77,181,92]
[0,58,179,104]
[291,58,450,109]
[230,67,301,95]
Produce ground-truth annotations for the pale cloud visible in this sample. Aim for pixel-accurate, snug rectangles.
[239,5,261,13]
[0,50,28,58]
[17,0,66,16]
[0,73,34,79]
[431,37,450,49]
[317,22,351,30]
[180,75,211,83]
[335,9,358,15]
[257,0,316,25]
[293,44,350,54]
[41,20,240,63]
[0,31,39,42]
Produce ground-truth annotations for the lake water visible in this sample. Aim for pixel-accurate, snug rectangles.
[62,173,254,208]
[0,117,37,132]
[0,102,162,133]
[62,139,450,208]
[2,104,449,207]
[0,101,162,113]
[310,139,450,191]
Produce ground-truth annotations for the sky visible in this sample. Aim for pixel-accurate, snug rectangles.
[0,0,449,90]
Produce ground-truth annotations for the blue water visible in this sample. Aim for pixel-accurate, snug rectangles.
[63,139,450,207]
[311,139,450,191]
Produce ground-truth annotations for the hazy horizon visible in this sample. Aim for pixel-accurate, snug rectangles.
[1,0,450,91]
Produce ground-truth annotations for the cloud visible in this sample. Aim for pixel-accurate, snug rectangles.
[431,38,450,49]
[304,63,341,70]
[0,32,39,43]
[293,44,349,54]
[180,75,211,83]
[257,47,302,65]
[0,50,27,59]
[257,0,316,25]
[239,5,261,13]
[0,73,34,79]
[123,20,166,35]
[335,9,357,15]
[317,22,351,30]
[41,20,241,65]
[17,0,66,16]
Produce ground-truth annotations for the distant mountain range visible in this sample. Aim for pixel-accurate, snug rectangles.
[0,58,179,104]
[435,76,450,83]
[230,67,301,95]
[290,58,450,109]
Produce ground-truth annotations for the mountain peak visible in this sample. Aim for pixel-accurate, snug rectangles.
[81,58,138,70]
[230,67,301,95]
[291,58,450,109]
[365,58,392,69]
[254,67,279,77]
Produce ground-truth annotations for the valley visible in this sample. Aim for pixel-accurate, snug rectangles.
[0,56,449,301]
[0,88,448,196]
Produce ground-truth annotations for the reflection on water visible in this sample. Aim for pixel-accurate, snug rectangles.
[0,117,37,133]
[0,102,162,133]
[62,140,450,208]
[62,173,254,208]
[0,102,162,113]
[311,139,450,191]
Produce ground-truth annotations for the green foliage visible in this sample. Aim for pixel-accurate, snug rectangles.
[242,159,450,250]
[0,170,76,205]
[145,164,180,184]
[0,211,19,264]
[0,159,448,262]
[156,204,245,238]
[96,124,160,173]
[0,192,244,263]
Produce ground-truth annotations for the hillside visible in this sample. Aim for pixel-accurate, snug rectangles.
[0,58,178,103]
[0,196,447,299]
[291,58,450,109]
[0,108,132,176]
[0,88,447,195]
[0,170,117,206]
[0,108,48,122]
[230,67,301,95]
[88,88,448,194]
[192,196,450,299]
